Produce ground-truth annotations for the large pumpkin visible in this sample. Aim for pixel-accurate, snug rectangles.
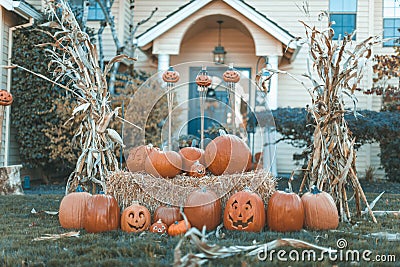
[59,192,91,229]
[204,134,251,175]
[121,202,151,233]
[223,190,265,232]
[267,190,304,232]
[126,145,156,172]
[84,193,120,233]
[301,186,339,230]
[184,188,221,230]
[153,205,182,226]
[179,147,205,171]
[144,150,182,178]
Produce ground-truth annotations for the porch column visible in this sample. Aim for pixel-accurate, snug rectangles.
[264,55,278,176]
[158,54,170,72]
[267,55,279,110]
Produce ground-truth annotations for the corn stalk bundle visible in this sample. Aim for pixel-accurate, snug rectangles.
[35,0,135,193]
[293,21,380,222]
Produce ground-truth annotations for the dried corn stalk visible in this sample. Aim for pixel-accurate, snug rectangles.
[32,0,136,193]
[271,18,379,222]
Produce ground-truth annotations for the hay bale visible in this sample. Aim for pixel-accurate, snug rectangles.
[105,170,276,212]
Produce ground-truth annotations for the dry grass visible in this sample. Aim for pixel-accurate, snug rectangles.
[0,192,398,266]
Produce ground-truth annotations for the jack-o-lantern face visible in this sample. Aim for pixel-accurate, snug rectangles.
[162,67,180,83]
[188,161,206,178]
[149,219,168,234]
[0,90,13,106]
[223,190,265,232]
[121,203,151,233]
[223,69,240,83]
[195,71,212,88]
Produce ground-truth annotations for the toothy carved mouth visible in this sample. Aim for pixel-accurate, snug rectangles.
[128,222,146,230]
[229,214,254,228]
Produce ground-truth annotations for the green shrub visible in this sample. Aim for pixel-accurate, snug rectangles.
[271,108,400,182]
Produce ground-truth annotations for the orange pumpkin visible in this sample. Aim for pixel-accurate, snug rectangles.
[121,202,151,233]
[59,192,91,229]
[144,150,182,178]
[184,188,221,230]
[223,68,240,83]
[162,67,180,83]
[204,134,251,175]
[179,147,205,171]
[223,190,265,232]
[301,186,339,230]
[84,193,120,233]
[195,70,212,88]
[267,190,304,232]
[126,145,156,172]
[188,161,206,178]
[149,219,168,234]
[168,220,191,236]
[0,90,13,106]
[153,205,183,226]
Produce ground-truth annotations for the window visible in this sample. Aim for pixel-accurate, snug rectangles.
[329,0,357,40]
[383,0,400,46]
[88,0,105,21]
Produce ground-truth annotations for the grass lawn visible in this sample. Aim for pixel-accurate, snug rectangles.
[0,192,398,266]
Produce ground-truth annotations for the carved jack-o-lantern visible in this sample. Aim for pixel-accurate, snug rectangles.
[195,71,212,88]
[0,90,13,106]
[162,67,180,83]
[121,203,151,233]
[223,68,240,83]
[223,190,265,232]
[188,161,206,178]
[149,219,168,234]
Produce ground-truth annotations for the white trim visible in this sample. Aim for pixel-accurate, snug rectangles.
[1,0,14,11]
[223,0,297,49]
[137,0,212,47]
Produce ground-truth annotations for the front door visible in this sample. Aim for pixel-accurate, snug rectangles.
[188,67,251,139]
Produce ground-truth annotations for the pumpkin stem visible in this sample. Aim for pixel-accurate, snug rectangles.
[311,185,321,194]
[218,129,227,136]
[99,191,105,195]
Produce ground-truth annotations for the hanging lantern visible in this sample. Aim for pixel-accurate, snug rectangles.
[162,66,180,150]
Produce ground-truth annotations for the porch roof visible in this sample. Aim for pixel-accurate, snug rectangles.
[136,0,300,57]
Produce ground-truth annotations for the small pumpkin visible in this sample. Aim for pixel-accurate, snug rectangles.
[162,66,180,83]
[267,189,304,232]
[167,220,191,236]
[204,133,252,175]
[179,147,205,171]
[121,202,151,233]
[301,186,339,230]
[195,69,212,88]
[153,205,183,226]
[188,161,206,178]
[0,90,13,106]
[144,150,182,178]
[223,68,240,83]
[223,190,265,232]
[126,145,156,172]
[149,219,168,234]
[59,191,92,229]
[184,188,221,230]
[84,193,120,233]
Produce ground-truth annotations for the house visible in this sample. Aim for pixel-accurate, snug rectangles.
[0,0,41,168]
[2,0,399,179]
